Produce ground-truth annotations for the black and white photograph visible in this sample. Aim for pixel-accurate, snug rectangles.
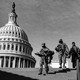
[0,0,80,80]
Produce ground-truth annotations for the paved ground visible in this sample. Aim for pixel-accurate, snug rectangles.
[0,68,77,80]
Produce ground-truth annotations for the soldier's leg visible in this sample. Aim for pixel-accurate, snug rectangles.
[73,60,77,68]
[73,62,76,68]
[72,62,75,68]
[76,59,80,80]
[58,54,62,68]
[44,61,49,74]
[75,59,77,68]
[46,63,49,74]
[39,62,43,74]
[63,55,66,68]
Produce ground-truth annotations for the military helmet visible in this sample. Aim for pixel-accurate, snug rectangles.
[72,42,75,46]
[72,42,75,44]
[42,43,46,47]
[59,39,63,43]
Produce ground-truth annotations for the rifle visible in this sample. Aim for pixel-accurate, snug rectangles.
[35,51,54,64]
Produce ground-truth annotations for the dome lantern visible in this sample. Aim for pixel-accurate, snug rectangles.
[7,2,18,26]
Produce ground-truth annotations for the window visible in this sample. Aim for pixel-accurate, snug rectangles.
[16,39,18,41]
[23,46,25,53]
[7,44,10,50]
[9,31,11,34]
[4,38,6,40]
[15,44,18,51]
[13,32,14,34]
[8,38,10,40]
[3,44,6,50]
[12,38,14,41]
[6,31,8,33]
[15,32,17,37]
[26,47,28,53]
[0,38,2,40]
[19,45,22,52]
[11,44,14,50]
[0,45,1,50]
[12,32,14,36]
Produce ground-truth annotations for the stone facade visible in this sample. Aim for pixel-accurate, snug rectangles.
[0,2,36,68]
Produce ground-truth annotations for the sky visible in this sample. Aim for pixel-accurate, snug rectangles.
[0,0,80,68]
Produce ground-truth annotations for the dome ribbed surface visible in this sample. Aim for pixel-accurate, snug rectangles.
[0,24,28,41]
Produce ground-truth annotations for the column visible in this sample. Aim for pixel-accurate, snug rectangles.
[8,57,11,68]
[14,44,16,52]
[18,45,19,52]
[1,57,4,67]
[10,43,11,51]
[18,58,21,68]
[23,59,25,68]
[0,57,2,68]
[12,57,16,68]
[3,56,6,68]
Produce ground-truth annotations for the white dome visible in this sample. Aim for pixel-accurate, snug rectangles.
[0,6,28,41]
[0,24,28,42]
[0,2,36,68]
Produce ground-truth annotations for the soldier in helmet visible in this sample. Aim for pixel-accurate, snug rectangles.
[55,39,69,68]
[38,43,50,75]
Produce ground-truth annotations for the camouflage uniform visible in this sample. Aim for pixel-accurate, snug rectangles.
[55,39,69,68]
[39,43,49,75]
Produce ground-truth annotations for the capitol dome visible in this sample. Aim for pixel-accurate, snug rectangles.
[0,24,29,41]
[0,2,36,68]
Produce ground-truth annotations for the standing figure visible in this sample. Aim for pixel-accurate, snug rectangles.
[77,49,80,80]
[55,39,69,68]
[69,42,79,68]
[38,43,49,75]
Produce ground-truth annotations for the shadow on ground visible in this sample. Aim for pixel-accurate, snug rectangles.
[0,70,38,80]
[48,68,76,74]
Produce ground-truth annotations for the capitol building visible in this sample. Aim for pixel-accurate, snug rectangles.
[0,2,36,68]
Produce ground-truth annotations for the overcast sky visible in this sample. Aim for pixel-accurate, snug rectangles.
[0,0,80,68]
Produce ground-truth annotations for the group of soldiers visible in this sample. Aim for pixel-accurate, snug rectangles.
[35,39,80,76]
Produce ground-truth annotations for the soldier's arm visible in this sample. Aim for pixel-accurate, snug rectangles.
[65,43,69,52]
[69,48,73,56]
[40,49,45,56]
[55,44,60,52]
[77,47,80,58]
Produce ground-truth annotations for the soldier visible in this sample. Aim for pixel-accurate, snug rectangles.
[55,39,69,68]
[76,48,80,80]
[69,42,79,68]
[38,43,49,75]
